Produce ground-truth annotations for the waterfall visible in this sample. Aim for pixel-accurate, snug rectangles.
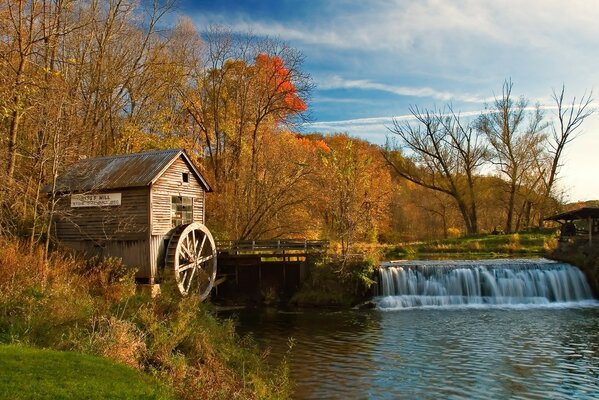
[376,259,597,310]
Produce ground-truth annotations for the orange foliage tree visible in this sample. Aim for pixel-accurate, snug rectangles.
[182,30,313,239]
[313,134,392,255]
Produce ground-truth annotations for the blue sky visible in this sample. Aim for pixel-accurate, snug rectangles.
[175,0,599,202]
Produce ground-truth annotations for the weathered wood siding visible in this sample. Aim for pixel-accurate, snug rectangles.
[60,239,151,281]
[54,187,150,241]
[195,190,206,225]
[150,156,206,236]
[149,234,169,281]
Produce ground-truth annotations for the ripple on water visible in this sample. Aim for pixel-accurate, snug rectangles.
[234,306,599,399]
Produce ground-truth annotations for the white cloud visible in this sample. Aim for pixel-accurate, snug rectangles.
[188,1,599,55]
[318,75,493,102]
[311,96,374,105]
[186,1,599,102]
[304,102,599,140]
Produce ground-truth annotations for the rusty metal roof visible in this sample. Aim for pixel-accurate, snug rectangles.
[48,149,212,193]
[545,207,599,221]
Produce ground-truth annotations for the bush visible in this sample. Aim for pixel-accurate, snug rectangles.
[467,241,481,251]
[291,256,377,307]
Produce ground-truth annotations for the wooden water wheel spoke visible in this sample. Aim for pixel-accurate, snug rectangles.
[191,230,197,252]
[196,254,215,264]
[185,266,197,293]
[198,234,207,255]
[165,222,218,301]
[178,262,195,273]
[180,238,195,261]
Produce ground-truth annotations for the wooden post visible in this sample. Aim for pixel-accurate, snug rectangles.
[589,216,592,246]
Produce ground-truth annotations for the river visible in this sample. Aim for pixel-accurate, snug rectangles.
[234,259,599,399]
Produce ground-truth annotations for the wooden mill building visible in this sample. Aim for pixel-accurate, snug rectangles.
[48,149,215,295]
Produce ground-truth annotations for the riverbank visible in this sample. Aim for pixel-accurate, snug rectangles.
[547,241,599,297]
[0,240,291,400]
[384,231,556,259]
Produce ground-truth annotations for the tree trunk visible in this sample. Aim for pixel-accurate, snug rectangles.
[505,181,517,233]
[7,109,21,179]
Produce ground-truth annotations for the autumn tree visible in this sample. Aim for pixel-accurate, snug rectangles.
[0,0,76,243]
[230,132,321,239]
[113,16,204,153]
[0,0,179,243]
[1,0,40,179]
[58,0,175,156]
[315,134,392,255]
[182,28,313,239]
[183,27,310,187]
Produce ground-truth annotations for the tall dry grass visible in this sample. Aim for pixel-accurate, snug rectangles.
[0,239,291,399]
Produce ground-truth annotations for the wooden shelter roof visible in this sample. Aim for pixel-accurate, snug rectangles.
[544,207,599,222]
[47,149,211,193]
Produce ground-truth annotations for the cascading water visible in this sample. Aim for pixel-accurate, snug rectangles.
[376,258,597,310]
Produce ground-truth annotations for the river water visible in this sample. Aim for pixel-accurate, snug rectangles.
[234,259,599,399]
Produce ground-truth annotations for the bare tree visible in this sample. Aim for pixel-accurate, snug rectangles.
[69,0,174,155]
[383,106,486,234]
[537,85,594,221]
[476,80,546,233]
[1,0,39,179]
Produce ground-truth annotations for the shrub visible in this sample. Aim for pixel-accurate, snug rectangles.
[447,227,462,238]
[543,236,558,252]
[291,256,377,307]
[502,233,521,253]
[467,241,481,251]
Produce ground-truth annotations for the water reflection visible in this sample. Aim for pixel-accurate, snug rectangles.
[235,307,599,399]
[234,309,382,398]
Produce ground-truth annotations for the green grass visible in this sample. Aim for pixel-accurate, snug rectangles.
[385,232,558,259]
[0,345,174,400]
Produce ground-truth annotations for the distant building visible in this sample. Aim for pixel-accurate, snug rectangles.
[545,207,599,245]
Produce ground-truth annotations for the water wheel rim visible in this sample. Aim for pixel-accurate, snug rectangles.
[172,223,217,300]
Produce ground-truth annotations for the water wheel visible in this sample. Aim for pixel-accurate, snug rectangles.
[165,222,217,300]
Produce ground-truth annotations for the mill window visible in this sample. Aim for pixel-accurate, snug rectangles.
[182,172,189,183]
[171,196,193,227]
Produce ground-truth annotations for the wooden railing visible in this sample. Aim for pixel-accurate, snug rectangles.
[216,239,329,255]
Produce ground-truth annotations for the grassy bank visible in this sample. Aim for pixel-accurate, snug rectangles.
[0,240,291,399]
[0,345,173,399]
[385,232,557,259]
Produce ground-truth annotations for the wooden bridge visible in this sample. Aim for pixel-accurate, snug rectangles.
[216,239,329,256]
[213,239,329,303]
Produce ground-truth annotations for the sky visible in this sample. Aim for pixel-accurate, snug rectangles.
[174,0,599,202]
